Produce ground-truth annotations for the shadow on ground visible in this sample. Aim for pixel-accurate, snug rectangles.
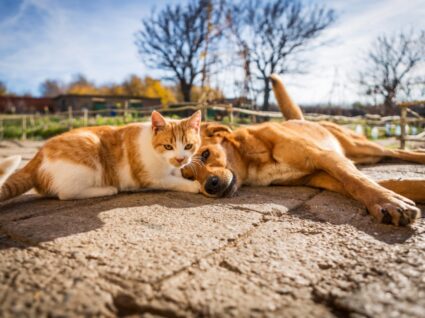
[0,185,419,249]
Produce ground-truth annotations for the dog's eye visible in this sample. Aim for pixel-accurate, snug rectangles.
[164,144,173,150]
[185,144,193,150]
[201,149,210,160]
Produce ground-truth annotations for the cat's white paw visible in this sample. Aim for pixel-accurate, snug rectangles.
[171,169,182,177]
[103,186,119,196]
[185,181,200,193]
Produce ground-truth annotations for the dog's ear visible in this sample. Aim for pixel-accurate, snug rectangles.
[201,123,232,138]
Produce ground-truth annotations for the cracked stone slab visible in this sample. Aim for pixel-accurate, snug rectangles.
[150,214,425,317]
[0,140,44,149]
[298,191,425,242]
[360,163,425,180]
[1,142,425,317]
[225,186,320,215]
[287,194,425,318]
[0,186,323,317]
[153,219,337,318]
[157,261,333,318]
[0,147,40,158]
[1,191,265,283]
[155,186,320,215]
[0,242,121,317]
[0,140,42,167]
[0,194,110,223]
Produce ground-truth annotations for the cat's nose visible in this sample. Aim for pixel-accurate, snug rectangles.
[175,157,185,164]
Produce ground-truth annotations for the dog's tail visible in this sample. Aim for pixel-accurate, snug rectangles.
[269,74,304,121]
[0,155,37,202]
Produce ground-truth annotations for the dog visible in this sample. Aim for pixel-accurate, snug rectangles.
[182,74,425,226]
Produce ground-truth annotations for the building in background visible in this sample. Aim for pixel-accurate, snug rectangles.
[0,94,161,114]
[0,96,54,113]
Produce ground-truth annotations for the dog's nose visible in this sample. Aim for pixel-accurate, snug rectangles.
[175,157,185,164]
[205,175,220,194]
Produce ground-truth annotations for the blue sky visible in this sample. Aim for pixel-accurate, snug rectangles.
[0,0,424,104]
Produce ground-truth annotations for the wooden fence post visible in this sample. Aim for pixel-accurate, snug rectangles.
[400,106,407,149]
[123,101,129,123]
[0,118,3,141]
[83,108,89,126]
[43,113,48,130]
[22,116,27,140]
[202,104,208,122]
[29,115,35,127]
[227,104,234,125]
[68,106,73,130]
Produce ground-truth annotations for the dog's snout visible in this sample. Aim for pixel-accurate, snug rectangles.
[205,176,220,194]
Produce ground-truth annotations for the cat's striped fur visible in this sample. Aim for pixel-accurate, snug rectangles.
[0,111,201,201]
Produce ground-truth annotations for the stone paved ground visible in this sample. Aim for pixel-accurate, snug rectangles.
[0,140,425,318]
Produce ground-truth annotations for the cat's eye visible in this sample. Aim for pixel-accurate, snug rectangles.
[201,149,210,160]
[185,144,193,150]
[164,144,173,150]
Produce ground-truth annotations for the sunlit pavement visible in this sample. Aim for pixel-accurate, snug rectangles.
[0,140,424,317]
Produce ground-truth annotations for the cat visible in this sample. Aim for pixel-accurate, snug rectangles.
[0,110,202,201]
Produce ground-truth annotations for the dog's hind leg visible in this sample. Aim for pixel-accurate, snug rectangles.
[347,143,425,165]
[320,121,425,164]
[306,171,425,204]
[378,179,425,203]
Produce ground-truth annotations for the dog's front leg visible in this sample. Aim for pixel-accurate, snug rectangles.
[312,150,420,226]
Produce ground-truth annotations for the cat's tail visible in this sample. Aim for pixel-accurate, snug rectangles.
[269,73,304,121]
[0,155,37,202]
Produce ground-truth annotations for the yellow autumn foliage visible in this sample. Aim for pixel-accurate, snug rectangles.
[141,76,176,106]
[57,74,176,106]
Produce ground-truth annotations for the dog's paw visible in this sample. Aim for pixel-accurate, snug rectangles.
[368,192,421,226]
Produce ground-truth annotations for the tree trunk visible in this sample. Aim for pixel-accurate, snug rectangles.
[262,78,271,111]
[180,81,192,102]
[383,92,396,115]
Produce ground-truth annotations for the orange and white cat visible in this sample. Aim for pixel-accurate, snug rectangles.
[0,110,202,201]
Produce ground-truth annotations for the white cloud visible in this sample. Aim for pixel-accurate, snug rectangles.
[0,0,424,104]
[0,0,153,94]
[283,0,425,105]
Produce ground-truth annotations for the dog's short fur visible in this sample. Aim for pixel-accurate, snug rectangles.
[182,74,425,226]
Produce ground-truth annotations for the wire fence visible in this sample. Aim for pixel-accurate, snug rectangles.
[1,103,424,148]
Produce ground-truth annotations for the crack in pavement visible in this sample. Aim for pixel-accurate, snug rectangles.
[72,190,326,316]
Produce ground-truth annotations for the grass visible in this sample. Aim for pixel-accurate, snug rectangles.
[2,115,150,140]
[1,114,423,141]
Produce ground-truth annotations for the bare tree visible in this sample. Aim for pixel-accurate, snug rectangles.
[135,0,224,102]
[0,81,7,96]
[40,79,65,97]
[228,0,335,110]
[359,30,425,115]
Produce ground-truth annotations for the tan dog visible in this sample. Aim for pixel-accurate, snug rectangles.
[182,74,425,226]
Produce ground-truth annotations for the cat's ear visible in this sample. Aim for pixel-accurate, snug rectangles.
[151,111,166,132]
[187,110,201,131]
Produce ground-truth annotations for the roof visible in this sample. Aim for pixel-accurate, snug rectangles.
[53,94,161,101]
[0,95,53,103]
[0,96,54,108]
